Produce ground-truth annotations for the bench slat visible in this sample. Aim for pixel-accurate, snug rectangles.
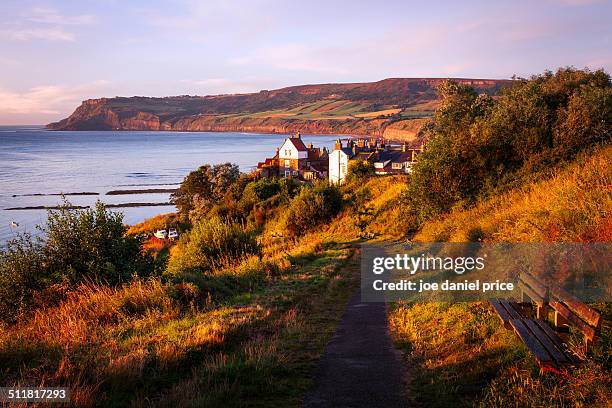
[519,281,545,305]
[523,319,571,365]
[520,272,548,299]
[532,319,577,364]
[550,285,602,329]
[510,319,553,364]
[489,299,513,326]
[500,300,523,320]
[550,300,598,340]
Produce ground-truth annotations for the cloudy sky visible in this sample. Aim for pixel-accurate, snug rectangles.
[0,0,610,125]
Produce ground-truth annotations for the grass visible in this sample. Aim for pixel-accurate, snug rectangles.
[387,144,612,407]
[389,302,611,407]
[221,100,404,121]
[126,212,183,237]
[413,145,612,243]
[0,233,358,407]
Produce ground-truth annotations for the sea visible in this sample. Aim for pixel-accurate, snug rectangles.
[0,126,339,244]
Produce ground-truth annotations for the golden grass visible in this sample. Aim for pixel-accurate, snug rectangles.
[322,175,412,242]
[0,221,356,407]
[414,145,612,243]
[389,302,611,407]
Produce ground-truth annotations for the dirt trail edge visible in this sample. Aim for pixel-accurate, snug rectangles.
[304,283,409,408]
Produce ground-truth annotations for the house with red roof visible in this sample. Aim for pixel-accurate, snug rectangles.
[256,132,329,180]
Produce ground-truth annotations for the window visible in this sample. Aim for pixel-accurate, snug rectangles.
[284,159,290,168]
[392,162,402,169]
[284,170,291,177]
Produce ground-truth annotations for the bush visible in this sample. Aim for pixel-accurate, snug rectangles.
[283,182,343,236]
[406,67,611,222]
[346,159,375,183]
[0,201,152,322]
[247,177,282,201]
[166,217,261,277]
[0,235,46,321]
[43,201,152,284]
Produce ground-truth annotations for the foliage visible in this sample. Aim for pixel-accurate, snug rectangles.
[166,216,261,277]
[346,159,375,183]
[171,163,240,222]
[43,201,152,284]
[405,68,611,222]
[0,201,152,322]
[0,235,46,321]
[413,144,612,243]
[283,182,343,237]
[247,177,282,201]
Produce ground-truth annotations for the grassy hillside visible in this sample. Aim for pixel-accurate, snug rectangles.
[413,145,612,243]
[389,145,612,407]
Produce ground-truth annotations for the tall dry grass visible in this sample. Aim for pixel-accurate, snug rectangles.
[414,145,612,243]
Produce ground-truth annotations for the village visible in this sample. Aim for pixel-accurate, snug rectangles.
[256,132,425,184]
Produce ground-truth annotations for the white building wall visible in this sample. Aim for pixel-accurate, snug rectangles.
[329,150,349,184]
[278,139,307,160]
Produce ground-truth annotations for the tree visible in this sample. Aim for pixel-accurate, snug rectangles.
[171,163,240,222]
[405,68,611,223]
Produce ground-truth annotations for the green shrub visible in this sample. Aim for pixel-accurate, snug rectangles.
[247,177,282,201]
[166,217,261,277]
[406,68,611,222]
[283,182,343,236]
[346,159,374,183]
[43,201,152,284]
[0,235,46,321]
[0,201,152,322]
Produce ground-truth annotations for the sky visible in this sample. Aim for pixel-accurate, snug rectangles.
[0,0,610,125]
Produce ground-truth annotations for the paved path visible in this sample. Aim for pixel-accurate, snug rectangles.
[304,290,408,408]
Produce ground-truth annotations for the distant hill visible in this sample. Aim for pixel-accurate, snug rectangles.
[47,78,511,137]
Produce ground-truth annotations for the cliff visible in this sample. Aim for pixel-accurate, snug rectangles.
[47,78,511,136]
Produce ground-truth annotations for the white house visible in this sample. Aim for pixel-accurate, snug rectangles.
[278,134,308,177]
[329,139,355,184]
[329,148,350,184]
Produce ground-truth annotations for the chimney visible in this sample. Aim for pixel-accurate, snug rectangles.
[276,147,280,155]
[411,150,416,161]
[402,142,407,152]
[296,131,301,139]
[334,139,342,151]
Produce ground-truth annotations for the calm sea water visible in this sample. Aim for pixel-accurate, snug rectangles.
[0,126,338,244]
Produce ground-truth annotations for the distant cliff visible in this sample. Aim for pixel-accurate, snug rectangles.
[47,78,511,136]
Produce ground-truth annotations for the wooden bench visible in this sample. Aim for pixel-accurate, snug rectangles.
[489,272,602,370]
